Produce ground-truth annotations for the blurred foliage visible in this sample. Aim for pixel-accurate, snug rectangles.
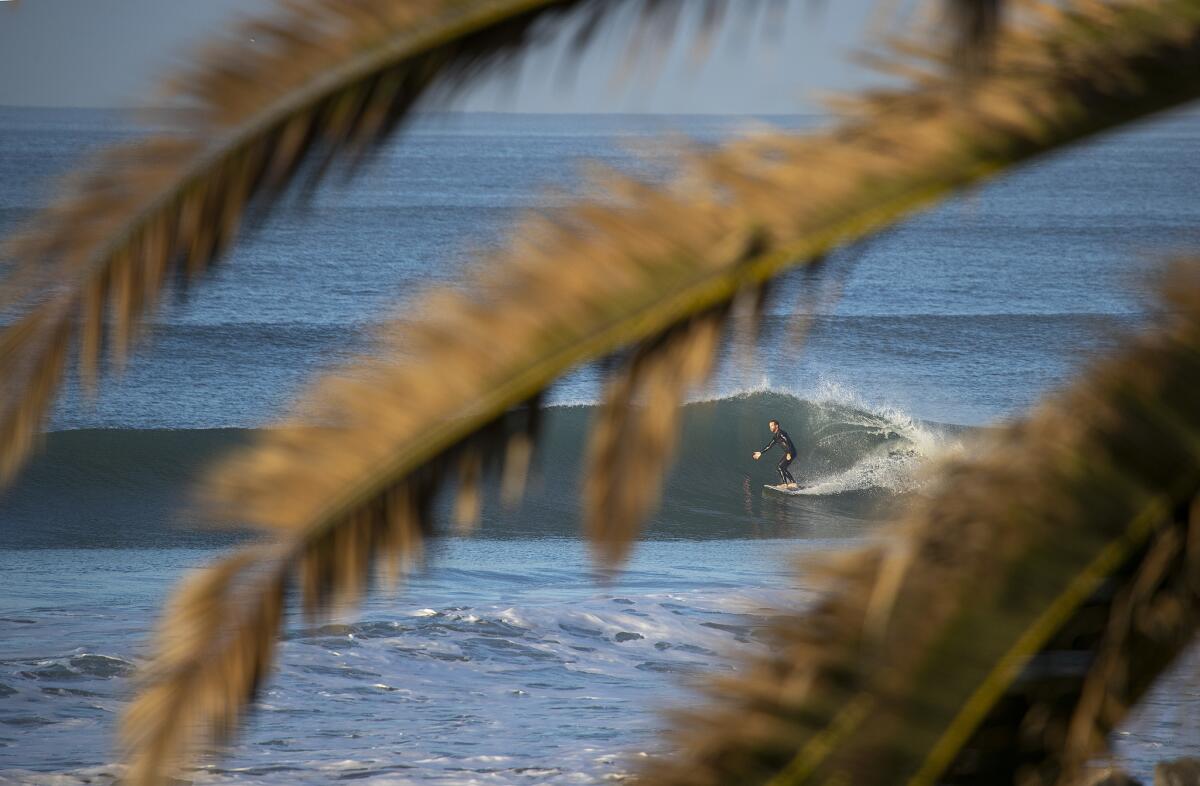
[2,1,1199,785]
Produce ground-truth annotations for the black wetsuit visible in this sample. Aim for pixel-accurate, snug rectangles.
[761,428,798,485]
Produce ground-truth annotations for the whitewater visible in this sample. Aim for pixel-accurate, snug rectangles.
[3,107,1200,783]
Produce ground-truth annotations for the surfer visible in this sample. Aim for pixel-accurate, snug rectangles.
[753,419,798,488]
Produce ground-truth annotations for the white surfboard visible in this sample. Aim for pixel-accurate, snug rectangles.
[764,483,807,495]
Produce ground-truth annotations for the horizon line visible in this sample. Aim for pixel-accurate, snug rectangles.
[0,104,826,118]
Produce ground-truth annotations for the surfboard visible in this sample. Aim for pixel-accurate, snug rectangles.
[764,483,807,495]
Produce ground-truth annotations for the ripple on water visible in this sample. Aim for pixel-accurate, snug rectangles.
[635,660,707,675]
[0,716,56,729]
[18,654,135,682]
[388,640,470,662]
[40,687,100,698]
[460,637,560,663]
[558,622,605,639]
[19,663,78,681]
[300,636,361,651]
[298,664,381,680]
[70,655,135,679]
[654,641,716,655]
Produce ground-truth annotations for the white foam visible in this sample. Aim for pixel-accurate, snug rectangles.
[703,375,962,495]
[795,451,922,496]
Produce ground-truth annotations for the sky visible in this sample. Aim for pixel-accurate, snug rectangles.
[0,0,881,113]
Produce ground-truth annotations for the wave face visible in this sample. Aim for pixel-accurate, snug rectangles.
[516,386,960,538]
[0,429,253,549]
[0,389,963,548]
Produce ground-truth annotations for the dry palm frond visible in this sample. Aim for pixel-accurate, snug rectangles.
[123,546,285,786]
[0,0,798,485]
[114,1,1200,782]
[952,0,1002,41]
[643,264,1200,786]
[585,308,727,564]
[122,474,439,786]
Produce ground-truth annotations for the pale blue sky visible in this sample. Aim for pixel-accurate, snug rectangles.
[0,0,881,113]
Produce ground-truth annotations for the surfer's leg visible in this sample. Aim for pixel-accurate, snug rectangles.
[779,456,796,486]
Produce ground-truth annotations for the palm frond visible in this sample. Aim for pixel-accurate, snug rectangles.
[0,0,791,484]
[123,546,284,786]
[117,1,1200,782]
[122,476,440,786]
[585,309,727,564]
[643,261,1200,786]
[948,0,1001,61]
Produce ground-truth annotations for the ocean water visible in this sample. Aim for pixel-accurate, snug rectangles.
[1,106,1200,784]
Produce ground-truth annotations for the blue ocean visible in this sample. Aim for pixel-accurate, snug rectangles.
[1,106,1199,784]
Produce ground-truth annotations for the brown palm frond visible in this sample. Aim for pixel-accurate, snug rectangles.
[643,262,1200,786]
[123,546,285,786]
[948,0,1002,64]
[585,308,727,564]
[122,0,1200,782]
[0,0,795,485]
[122,449,452,785]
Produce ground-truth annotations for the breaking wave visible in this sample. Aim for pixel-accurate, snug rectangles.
[1,385,968,547]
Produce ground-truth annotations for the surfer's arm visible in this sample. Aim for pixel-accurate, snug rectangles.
[753,437,774,460]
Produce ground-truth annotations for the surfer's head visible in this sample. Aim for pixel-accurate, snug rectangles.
[768,419,779,433]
